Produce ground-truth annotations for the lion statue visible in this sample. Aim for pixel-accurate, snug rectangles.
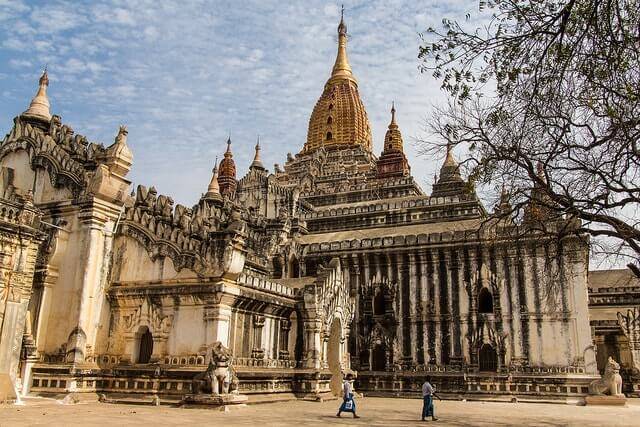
[588,357,623,396]
[191,342,238,396]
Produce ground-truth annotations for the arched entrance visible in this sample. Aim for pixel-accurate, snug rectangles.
[327,318,343,396]
[479,343,498,372]
[136,326,153,364]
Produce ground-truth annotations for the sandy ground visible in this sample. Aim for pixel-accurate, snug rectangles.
[1,396,639,426]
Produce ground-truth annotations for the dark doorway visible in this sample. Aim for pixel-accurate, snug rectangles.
[478,288,494,313]
[137,327,153,364]
[372,344,387,371]
[478,343,498,372]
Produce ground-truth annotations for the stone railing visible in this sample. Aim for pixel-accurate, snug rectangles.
[233,357,298,369]
[508,365,586,375]
[237,273,296,297]
[0,196,41,229]
[162,355,207,366]
[589,286,640,294]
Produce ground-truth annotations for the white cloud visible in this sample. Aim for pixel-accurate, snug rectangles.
[8,58,32,69]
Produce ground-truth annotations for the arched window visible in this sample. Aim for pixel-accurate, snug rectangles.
[327,116,333,125]
[137,327,153,364]
[479,343,498,372]
[328,103,334,110]
[478,287,494,313]
[326,132,333,140]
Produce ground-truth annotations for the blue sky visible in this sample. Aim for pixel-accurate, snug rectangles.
[1,0,479,206]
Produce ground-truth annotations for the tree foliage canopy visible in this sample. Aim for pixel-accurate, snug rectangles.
[419,0,640,267]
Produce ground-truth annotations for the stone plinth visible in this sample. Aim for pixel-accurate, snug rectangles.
[181,393,248,411]
[584,395,627,406]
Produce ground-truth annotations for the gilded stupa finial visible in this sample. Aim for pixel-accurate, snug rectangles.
[329,4,355,85]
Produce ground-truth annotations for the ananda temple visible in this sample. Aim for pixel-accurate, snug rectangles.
[1,14,639,404]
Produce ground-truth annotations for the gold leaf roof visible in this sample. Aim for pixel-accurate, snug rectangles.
[302,12,372,154]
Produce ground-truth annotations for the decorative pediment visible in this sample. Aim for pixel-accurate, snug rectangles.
[122,297,173,336]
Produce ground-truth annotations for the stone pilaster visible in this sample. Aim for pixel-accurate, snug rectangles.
[302,317,322,369]
[431,249,441,365]
[204,303,233,348]
[408,251,418,366]
[251,314,266,359]
[278,319,291,360]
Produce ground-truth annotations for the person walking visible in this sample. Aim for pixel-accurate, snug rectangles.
[336,373,360,418]
[421,376,439,421]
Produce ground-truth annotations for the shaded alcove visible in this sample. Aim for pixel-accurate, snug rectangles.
[478,288,494,313]
[136,326,153,364]
[478,343,498,372]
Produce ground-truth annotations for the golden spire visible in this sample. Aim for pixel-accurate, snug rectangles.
[328,5,356,85]
[383,102,403,152]
[443,142,457,167]
[22,67,51,122]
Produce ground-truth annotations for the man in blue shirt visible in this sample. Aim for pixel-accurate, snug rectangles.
[421,376,439,421]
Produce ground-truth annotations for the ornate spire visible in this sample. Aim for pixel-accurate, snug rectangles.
[443,142,457,167]
[329,5,356,85]
[390,101,397,126]
[383,102,403,152]
[303,9,371,153]
[225,136,232,154]
[432,142,469,198]
[377,103,410,178]
[495,184,512,215]
[22,67,52,122]
[218,137,237,196]
[205,157,221,198]
[250,136,265,171]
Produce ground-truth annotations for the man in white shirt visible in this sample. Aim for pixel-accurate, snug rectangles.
[421,376,438,421]
[337,373,360,418]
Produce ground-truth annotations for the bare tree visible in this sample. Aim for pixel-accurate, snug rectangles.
[418,0,640,272]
